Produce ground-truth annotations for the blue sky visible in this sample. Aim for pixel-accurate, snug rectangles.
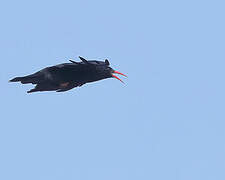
[1,0,225,179]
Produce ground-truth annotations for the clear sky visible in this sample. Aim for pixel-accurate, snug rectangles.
[1,0,225,179]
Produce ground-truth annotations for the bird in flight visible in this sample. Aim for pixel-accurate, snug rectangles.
[9,56,127,93]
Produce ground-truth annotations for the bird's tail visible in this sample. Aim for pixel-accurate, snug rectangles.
[9,72,43,84]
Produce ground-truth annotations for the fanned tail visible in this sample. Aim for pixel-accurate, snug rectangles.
[9,72,43,84]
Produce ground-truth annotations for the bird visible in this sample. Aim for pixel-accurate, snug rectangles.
[9,56,127,93]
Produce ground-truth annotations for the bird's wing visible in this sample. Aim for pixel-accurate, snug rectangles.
[41,64,83,83]
[10,63,90,87]
[56,82,84,92]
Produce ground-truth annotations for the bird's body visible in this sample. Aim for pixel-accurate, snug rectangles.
[9,57,127,93]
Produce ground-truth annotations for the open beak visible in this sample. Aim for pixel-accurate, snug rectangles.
[112,70,127,84]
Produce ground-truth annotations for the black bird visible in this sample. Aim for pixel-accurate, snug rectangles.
[9,56,127,93]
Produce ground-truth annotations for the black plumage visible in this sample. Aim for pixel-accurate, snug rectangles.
[9,56,127,93]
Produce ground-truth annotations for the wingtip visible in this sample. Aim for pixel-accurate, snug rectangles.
[79,56,89,63]
[69,59,79,64]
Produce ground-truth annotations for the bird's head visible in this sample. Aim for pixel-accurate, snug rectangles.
[73,56,127,83]
[98,59,127,83]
